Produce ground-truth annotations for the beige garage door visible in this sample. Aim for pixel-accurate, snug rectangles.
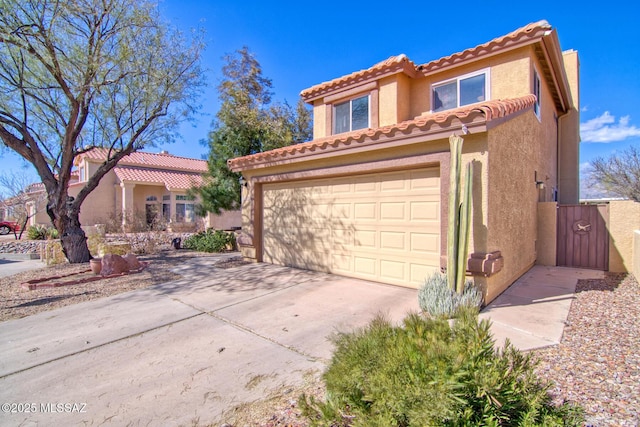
[262,168,441,288]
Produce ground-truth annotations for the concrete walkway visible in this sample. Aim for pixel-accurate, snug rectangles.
[0,260,601,426]
[0,258,418,426]
[0,255,43,278]
[480,265,604,351]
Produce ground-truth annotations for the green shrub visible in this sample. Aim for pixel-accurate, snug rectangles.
[418,271,483,319]
[27,225,58,240]
[182,229,236,253]
[301,310,583,427]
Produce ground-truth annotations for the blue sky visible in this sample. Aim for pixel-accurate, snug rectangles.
[2,0,639,198]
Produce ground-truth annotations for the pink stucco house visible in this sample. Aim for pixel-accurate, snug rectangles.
[20,149,240,232]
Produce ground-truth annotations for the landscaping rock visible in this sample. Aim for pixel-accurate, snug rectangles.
[101,254,130,276]
[122,253,141,270]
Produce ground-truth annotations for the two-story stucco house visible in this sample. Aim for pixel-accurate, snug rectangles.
[228,21,579,303]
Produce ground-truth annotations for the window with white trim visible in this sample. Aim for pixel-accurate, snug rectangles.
[432,69,489,112]
[533,69,541,120]
[333,95,369,134]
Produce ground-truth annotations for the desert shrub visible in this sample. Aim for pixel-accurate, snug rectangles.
[418,271,483,319]
[27,225,58,240]
[301,310,583,427]
[182,229,236,253]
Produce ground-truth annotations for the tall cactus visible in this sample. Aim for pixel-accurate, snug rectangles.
[447,134,473,294]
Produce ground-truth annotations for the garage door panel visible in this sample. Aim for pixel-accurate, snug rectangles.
[380,231,407,250]
[410,169,440,189]
[354,230,376,248]
[331,203,351,219]
[410,232,439,253]
[354,257,377,276]
[380,202,405,220]
[354,203,377,220]
[380,259,406,280]
[410,201,439,221]
[354,179,377,193]
[262,168,441,288]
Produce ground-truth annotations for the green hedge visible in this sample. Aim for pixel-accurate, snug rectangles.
[182,229,236,253]
[301,309,583,427]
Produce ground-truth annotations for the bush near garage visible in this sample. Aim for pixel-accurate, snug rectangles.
[301,309,584,427]
[182,229,236,253]
[418,271,483,319]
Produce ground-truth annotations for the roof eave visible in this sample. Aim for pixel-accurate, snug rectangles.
[540,30,573,113]
[301,57,418,103]
[229,116,488,173]
[418,22,552,77]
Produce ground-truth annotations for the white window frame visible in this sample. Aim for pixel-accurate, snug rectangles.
[431,68,490,112]
[533,67,541,121]
[333,94,370,134]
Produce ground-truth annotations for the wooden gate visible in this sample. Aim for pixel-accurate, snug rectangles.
[557,204,609,270]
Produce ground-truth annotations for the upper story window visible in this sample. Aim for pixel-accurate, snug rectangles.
[432,69,489,112]
[533,68,541,120]
[333,95,369,134]
[79,166,85,182]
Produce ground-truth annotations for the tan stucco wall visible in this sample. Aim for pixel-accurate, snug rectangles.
[379,76,398,127]
[483,110,553,302]
[206,209,241,230]
[633,230,640,280]
[397,73,412,122]
[536,202,558,266]
[608,201,640,273]
[312,100,326,140]
[409,47,533,119]
[557,50,580,203]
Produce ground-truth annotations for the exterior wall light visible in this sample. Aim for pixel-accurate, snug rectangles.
[534,170,546,189]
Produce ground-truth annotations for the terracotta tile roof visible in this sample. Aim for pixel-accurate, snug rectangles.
[299,21,552,101]
[300,54,417,101]
[228,95,537,172]
[417,20,552,75]
[77,148,207,173]
[113,167,204,190]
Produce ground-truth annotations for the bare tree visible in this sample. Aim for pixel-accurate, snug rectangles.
[0,0,205,262]
[587,145,640,202]
[0,171,47,239]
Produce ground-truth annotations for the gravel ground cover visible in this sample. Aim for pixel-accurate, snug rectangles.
[535,273,639,427]
[0,250,227,322]
[1,252,637,426]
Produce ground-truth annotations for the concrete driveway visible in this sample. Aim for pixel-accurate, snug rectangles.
[0,256,418,426]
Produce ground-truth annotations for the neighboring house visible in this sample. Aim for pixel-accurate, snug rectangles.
[228,21,580,303]
[70,148,240,231]
[1,181,52,227]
